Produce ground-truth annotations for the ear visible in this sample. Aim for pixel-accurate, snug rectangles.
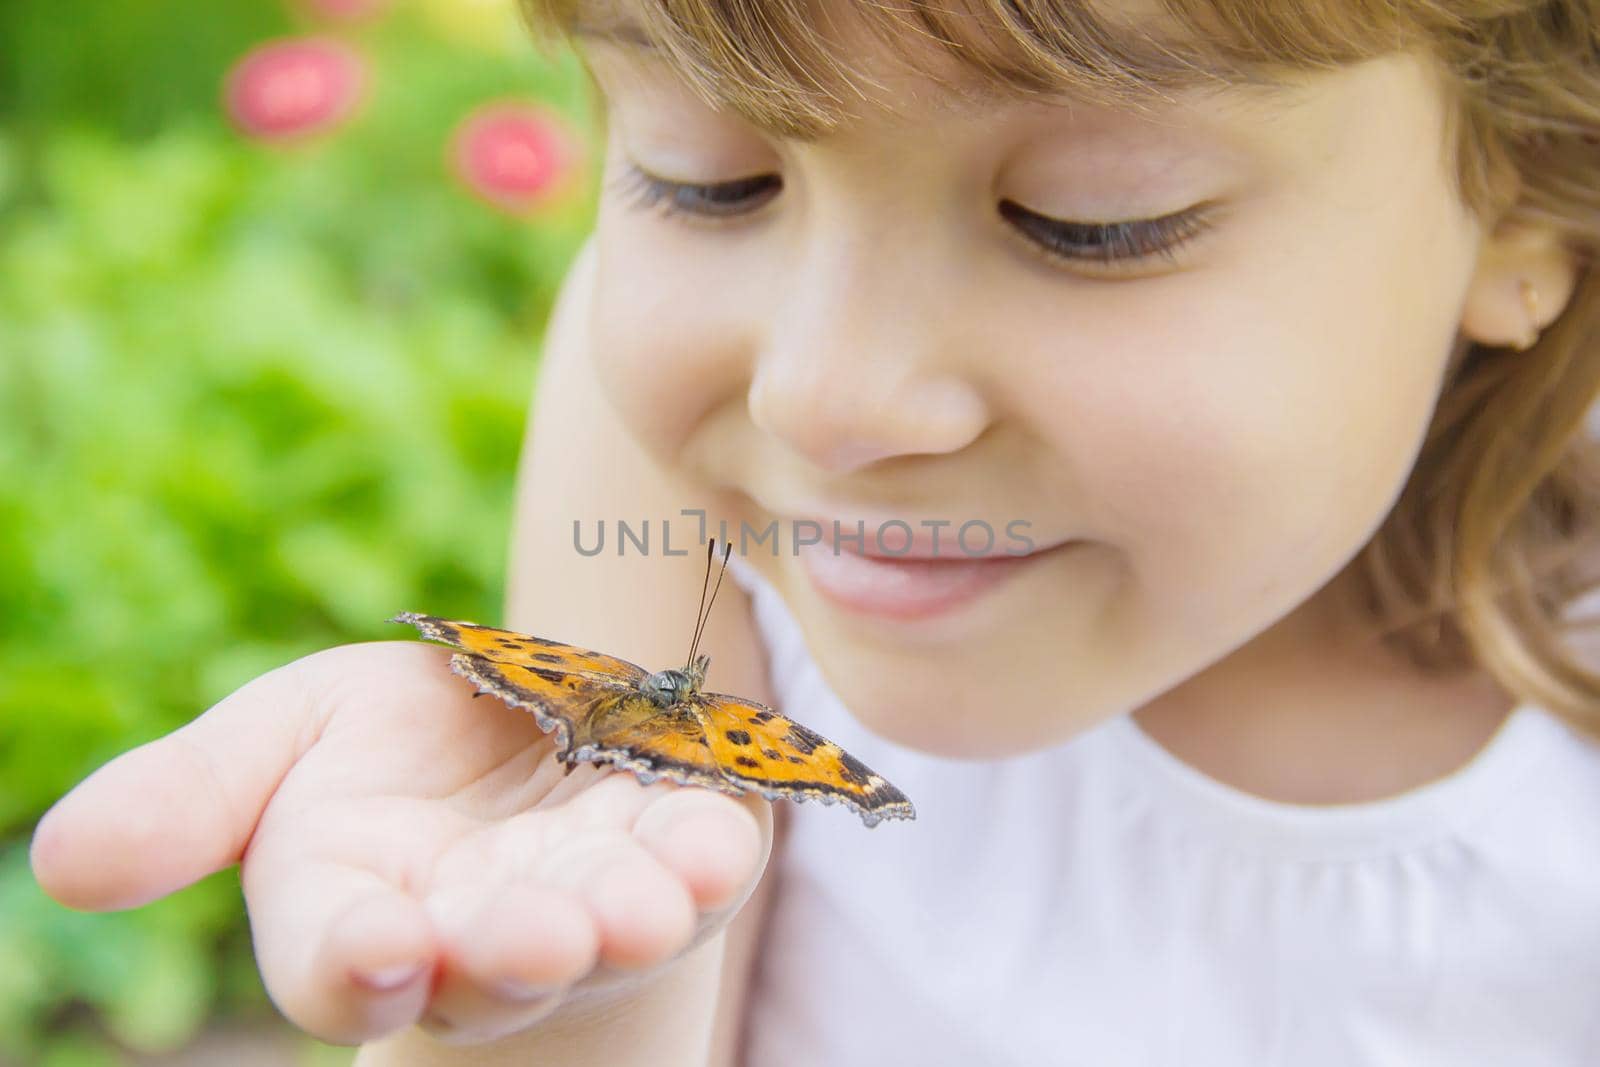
[1460,220,1580,350]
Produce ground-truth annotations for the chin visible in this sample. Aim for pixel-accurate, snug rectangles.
[823,668,1032,761]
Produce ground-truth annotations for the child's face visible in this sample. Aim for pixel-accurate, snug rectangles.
[576,9,1484,758]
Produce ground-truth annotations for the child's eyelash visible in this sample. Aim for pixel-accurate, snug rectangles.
[612,162,782,220]
[997,200,1215,268]
[611,161,1211,267]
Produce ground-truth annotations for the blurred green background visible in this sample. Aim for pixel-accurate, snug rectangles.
[0,1,596,1062]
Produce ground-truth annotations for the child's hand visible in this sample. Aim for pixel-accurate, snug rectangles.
[30,641,772,1046]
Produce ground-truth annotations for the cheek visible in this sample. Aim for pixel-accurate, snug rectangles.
[1009,132,1475,638]
[1017,261,1463,638]
[588,218,753,462]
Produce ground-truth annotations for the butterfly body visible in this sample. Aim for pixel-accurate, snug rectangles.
[393,612,915,827]
[639,656,708,707]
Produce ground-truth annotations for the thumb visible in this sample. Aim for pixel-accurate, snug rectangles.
[29,645,350,912]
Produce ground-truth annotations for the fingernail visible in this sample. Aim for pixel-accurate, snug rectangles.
[493,977,560,1001]
[353,961,427,991]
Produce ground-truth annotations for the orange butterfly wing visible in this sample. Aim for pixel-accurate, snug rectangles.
[394,612,648,685]
[394,612,917,826]
[687,693,916,827]
[394,612,735,793]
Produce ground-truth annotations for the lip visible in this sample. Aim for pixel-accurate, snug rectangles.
[793,515,1033,560]
[795,519,1071,621]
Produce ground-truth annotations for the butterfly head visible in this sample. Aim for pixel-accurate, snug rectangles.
[641,654,710,708]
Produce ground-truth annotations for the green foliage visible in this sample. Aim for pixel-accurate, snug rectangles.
[0,847,237,1060]
[0,0,597,1059]
[0,0,292,140]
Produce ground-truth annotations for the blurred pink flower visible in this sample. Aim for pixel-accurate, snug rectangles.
[449,102,578,213]
[224,37,367,142]
[294,0,394,22]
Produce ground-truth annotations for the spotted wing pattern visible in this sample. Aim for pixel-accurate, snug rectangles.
[392,612,916,826]
[393,612,649,686]
[451,655,734,793]
[689,693,916,827]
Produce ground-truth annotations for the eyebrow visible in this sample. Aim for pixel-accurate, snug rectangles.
[571,16,658,50]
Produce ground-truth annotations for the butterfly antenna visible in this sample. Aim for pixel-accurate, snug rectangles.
[688,539,733,667]
[686,538,716,668]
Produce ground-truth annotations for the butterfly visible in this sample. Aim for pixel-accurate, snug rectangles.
[391,541,915,827]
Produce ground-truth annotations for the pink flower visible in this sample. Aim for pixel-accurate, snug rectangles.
[294,0,393,24]
[449,102,578,213]
[224,37,367,143]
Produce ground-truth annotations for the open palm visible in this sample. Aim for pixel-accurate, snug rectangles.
[31,641,771,1045]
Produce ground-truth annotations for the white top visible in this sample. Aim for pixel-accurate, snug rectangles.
[727,557,1600,1066]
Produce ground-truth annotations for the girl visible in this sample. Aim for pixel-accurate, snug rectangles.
[31,0,1600,1063]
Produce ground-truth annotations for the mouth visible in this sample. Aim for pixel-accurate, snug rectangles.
[794,518,1075,621]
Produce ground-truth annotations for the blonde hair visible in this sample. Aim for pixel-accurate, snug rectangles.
[524,0,1600,740]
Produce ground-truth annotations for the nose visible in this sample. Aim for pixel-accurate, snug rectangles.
[746,252,991,474]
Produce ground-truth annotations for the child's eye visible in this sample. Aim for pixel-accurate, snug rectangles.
[613,161,1211,269]
[998,199,1214,268]
[614,162,781,220]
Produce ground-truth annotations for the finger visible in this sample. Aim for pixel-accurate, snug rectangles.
[416,881,597,1044]
[630,788,768,912]
[405,773,759,1043]
[247,855,440,1045]
[29,642,449,912]
[544,773,761,963]
[413,782,695,1044]
[553,829,699,971]
[426,773,699,963]
[439,778,702,972]
[415,826,696,1043]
